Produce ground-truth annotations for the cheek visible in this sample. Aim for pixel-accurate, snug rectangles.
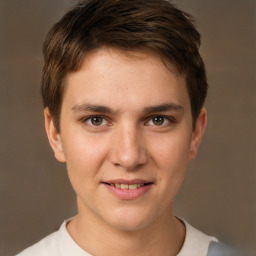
[61,132,110,183]
[149,133,191,194]
[150,133,191,169]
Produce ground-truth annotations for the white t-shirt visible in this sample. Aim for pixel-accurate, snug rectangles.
[16,218,218,256]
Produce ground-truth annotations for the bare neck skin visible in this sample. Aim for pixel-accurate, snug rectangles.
[67,199,185,256]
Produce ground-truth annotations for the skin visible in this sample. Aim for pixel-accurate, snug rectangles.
[44,48,207,256]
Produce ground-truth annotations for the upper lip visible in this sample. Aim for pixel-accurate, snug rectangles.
[102,179,153,185]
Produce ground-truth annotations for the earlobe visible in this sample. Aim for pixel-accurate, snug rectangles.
[44,108,66,162]
[189,108,207,161]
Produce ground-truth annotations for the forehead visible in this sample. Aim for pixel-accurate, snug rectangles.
[62,48,190,112]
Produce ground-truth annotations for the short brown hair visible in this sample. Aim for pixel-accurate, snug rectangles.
[42,0,208,132]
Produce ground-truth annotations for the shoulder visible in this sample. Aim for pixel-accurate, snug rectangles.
[207,241,240,256]
[16,218,90,256]
[177,219,239,256]
[177,219,218,256]
[16,229,60,256]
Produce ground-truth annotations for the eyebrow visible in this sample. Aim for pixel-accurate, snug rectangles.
[71,103,184,114]
[143,103,184,113]
[72,104,114,114]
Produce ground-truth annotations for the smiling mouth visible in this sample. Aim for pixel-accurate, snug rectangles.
[102,181,153,200]
[103,183,152,190]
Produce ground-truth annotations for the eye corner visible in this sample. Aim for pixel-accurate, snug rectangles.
[80,115,105,126]
[145,115,177,127]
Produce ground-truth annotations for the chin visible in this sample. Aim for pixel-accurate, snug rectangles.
[103,207,156,231]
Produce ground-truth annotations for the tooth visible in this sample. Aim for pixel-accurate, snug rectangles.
[128,184,137,190]
[110,184,115,187]
[121,184,129,189]
[114,183,145,189]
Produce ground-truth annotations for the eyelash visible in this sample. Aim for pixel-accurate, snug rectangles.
[82,115,108,126]
[146,115,176,126]
[82,115,176,127]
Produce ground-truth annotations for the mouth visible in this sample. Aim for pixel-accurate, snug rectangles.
[102,182,152,190]
[102,180,154,200]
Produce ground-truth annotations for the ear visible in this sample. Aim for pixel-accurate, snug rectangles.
[44,108,66,162]
[189,108,207,161]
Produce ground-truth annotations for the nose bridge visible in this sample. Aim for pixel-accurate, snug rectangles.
[110,122,148,170]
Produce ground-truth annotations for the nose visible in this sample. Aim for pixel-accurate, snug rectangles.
[109,124,148,170]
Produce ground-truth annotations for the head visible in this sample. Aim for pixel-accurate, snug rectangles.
[42,0,208,132]
[43,0,208,232]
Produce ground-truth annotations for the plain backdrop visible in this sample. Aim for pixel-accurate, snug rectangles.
[0,1,255,255]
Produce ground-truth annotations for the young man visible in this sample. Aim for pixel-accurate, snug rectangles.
[17,0,236,255]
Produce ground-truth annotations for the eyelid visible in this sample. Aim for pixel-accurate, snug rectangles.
[82,115,110,126]
[80,114,176,127]
[145,115,176,126]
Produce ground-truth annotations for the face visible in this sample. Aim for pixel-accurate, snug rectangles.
[45,48,206,231]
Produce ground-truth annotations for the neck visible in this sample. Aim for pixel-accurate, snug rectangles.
[67,202,185,256]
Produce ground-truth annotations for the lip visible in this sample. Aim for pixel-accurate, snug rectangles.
[102,179,153,200]
[103,178,152,185]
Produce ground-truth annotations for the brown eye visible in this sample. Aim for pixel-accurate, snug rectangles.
[90,116,104,126]
[152,116,165,126]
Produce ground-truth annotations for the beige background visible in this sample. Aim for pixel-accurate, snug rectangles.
[0,1,255,255]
